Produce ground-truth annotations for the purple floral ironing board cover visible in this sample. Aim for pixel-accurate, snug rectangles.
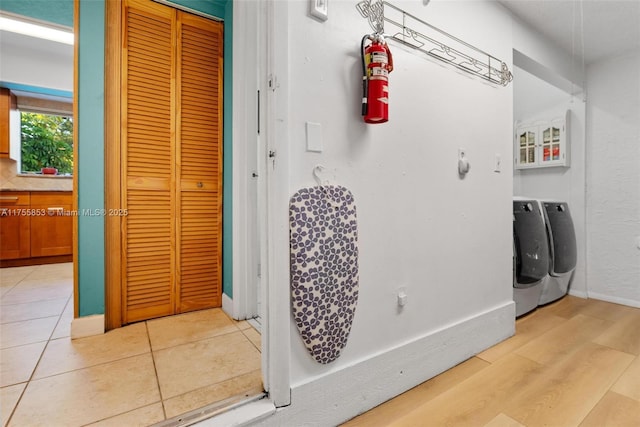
[289,185,359,364]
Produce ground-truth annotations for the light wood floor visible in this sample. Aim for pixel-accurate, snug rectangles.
[344,296,640,427]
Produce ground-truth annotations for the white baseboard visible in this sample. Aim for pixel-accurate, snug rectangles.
[568,289,588,299]
[71,314,105,339]
[222,293,234,319]
[254,301,515,426]
[587,292,640,308]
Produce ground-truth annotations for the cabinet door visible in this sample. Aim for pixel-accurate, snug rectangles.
[30,192,73,257]
[515,126,538,168]
[0,88,17,158]
[0,193,31,259]
[539,120,564,166]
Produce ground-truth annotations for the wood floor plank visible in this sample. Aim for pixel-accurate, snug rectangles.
[345,299,640,427]
[386,354,542,427]
[593,311,640,355]
[343,357,490,427]
[504,342,634,427]
[478,310,567,363]
[575,299,637,322]
[483,413,525,427]
[543,295,590,319]
[579,391,640,427]
[514,314,609,365]
[611,356,640,402]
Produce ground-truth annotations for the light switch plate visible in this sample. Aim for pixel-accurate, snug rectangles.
[306,122,323,152]
[309,0,328,21]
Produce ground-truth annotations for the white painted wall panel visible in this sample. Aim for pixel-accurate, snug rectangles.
[282,0,514,402]
[586,50,640,307]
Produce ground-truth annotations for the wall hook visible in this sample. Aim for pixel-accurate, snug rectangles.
[313,164,327,187]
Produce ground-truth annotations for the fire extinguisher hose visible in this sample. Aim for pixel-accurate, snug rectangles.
[361,34,370,116]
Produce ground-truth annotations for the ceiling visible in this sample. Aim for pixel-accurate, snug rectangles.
[498,0,640,64]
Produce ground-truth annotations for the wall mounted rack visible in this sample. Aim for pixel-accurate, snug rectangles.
[356,0,513,86]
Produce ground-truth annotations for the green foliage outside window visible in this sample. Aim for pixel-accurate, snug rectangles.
[21,112,73,174]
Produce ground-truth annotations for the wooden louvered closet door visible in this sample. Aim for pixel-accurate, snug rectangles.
[122,0,222,323]
[177,14,223,312]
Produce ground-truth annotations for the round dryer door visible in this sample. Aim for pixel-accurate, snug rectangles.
[543,202,577,275]
[513,201,550,287]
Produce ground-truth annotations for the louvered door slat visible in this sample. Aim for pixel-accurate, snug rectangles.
[122,0,176,323]
[177,15,223,313]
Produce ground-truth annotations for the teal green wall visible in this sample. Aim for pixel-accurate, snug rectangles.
[77,0,106,316]
[0,0,73,27]
[0,82,71,98]
[166,0,226,18]
[223,0,233,299]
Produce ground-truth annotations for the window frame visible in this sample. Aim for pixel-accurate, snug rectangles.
[19,108,74,175]
[13,91,74,176]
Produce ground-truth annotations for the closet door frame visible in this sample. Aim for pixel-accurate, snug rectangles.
[105,0,123,330]
[104,0,223,328]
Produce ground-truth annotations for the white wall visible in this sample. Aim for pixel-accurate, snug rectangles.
[261,1,515,424]
[509,6,583,95]
[586,49,640,307]
[513,65,570,120]
[0,31,73,92]
[513,66,588,298]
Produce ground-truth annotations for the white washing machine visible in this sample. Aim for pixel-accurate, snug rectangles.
[512,198,549,317]
[538,200,577,305]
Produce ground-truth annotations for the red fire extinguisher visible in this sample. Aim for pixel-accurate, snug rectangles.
[361,34,393,124]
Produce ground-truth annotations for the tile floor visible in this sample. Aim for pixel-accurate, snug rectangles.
[0,263,263,427]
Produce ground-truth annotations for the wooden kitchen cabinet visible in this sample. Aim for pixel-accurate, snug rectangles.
[0,192,31,259]
[0,191,73,262]
[30,192,73,257]
[0,88,17,158]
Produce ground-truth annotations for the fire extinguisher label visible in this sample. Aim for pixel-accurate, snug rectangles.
[370,67,388,77]
[370,52,387,64]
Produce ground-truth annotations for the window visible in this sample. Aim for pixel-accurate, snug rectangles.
[7,91,74,175]
[20,111,73,175]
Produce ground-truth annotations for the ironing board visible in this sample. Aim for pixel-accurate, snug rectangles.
[289,185,359,364]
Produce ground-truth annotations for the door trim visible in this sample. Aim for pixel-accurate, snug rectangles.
[230,0,259,321]
[104,0,122,330]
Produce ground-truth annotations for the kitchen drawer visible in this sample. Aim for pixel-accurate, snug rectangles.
[0,192,30,206]
[29,192,72,206]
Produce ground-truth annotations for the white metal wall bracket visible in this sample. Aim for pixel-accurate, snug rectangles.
[356,0,513,86]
